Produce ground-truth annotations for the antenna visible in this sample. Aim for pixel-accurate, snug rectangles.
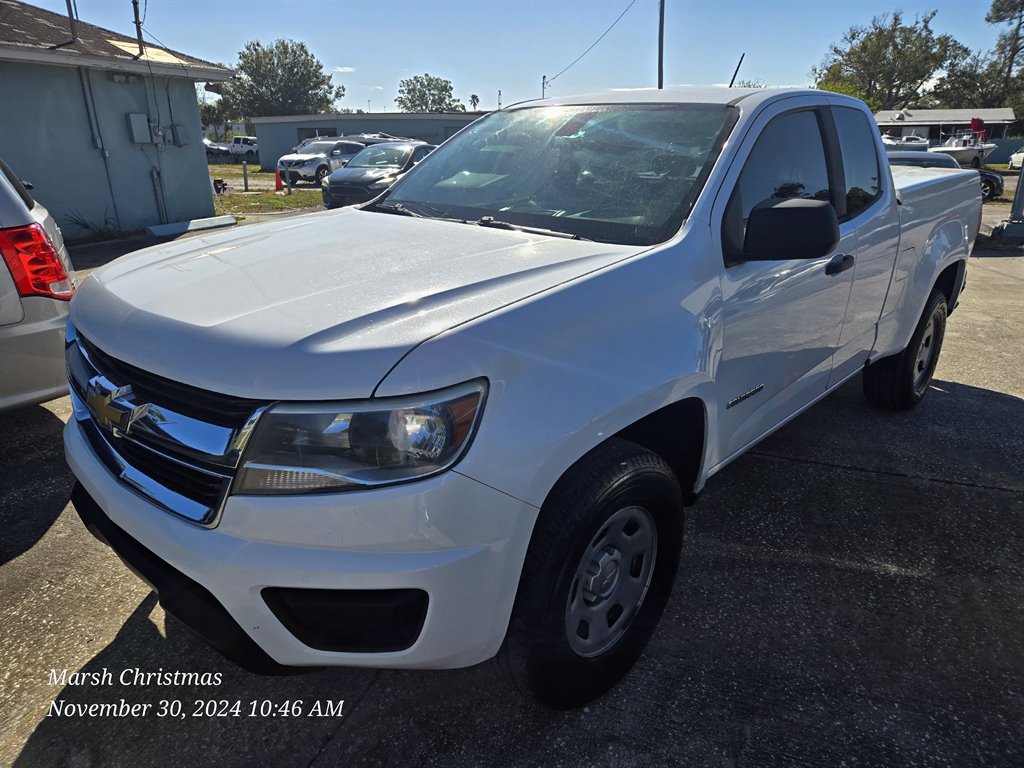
[657,0,665,89]
[728,53,745,88]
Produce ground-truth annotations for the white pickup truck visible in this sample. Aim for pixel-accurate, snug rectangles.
[227,135,259,159]
[64,88,980,709]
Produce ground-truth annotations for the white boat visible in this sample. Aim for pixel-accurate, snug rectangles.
[881,134,929,151]
[928,130,997,168]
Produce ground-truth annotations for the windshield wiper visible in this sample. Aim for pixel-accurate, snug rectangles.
[474,216,591,241]
[372,202,424,218]
[372,200,461,221]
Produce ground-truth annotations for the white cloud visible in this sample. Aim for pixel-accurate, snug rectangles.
[334,66,356,73]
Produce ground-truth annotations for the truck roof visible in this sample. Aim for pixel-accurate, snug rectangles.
[507,86,836,111]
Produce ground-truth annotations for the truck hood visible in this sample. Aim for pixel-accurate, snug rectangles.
[71,209,641,400]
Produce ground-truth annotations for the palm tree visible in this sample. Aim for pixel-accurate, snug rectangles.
[469,94,480,110]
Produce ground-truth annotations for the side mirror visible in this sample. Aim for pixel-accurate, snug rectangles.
[21,179,33,191]
[330,150,341,156]
[742,198,839,261]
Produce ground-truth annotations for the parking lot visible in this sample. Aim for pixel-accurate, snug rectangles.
[0,237,1021,767]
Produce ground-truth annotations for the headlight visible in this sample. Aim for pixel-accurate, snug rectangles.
[368,178,395,190]
[234,380,487,494]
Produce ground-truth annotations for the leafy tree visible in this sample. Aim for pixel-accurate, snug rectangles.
[395,73,465,112]
[987,0,1024,94]
[812,11,967,109]
[469,93,480,109]
[198,99,232,139]
[220,40,344,118]
[815,80,882,112]
[926,2,1024,117]
[733,78,766,89]
[926,50,1006,108]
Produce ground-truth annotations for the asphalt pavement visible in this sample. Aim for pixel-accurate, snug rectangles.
[0,244,1021,767]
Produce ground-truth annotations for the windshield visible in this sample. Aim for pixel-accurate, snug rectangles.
[348,145,414,169]
[383,104,736,245]
[300,141,337,155]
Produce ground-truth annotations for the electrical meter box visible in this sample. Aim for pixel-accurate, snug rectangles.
[127,113,150,144]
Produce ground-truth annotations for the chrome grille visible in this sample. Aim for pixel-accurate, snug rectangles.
[67,323,269,525]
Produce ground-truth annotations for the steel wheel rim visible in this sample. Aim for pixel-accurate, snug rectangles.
[913,314,937,389]
[565,505,658,658]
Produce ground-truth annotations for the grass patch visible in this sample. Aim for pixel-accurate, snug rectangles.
[208,163,269,178]
[214,191,323,215]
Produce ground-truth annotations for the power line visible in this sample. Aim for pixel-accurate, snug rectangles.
[547,0,638,86]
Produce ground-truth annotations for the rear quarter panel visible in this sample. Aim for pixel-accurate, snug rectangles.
[873,168,980,359]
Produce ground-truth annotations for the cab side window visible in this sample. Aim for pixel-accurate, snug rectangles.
[723,110,832,261]
[832,107,882,219]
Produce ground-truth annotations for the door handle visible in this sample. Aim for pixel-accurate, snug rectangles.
[825,253,855,276]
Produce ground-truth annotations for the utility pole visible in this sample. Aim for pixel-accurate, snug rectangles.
[542,75,548,98]
[658,0,665,89]
[367,99,371,112]
[497,90,502,109]
[130,0,145,58]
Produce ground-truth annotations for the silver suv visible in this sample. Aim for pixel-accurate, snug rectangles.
[0,159,75,412]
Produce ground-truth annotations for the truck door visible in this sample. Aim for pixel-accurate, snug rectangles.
[712,105,856,467]
[827,105,901,387]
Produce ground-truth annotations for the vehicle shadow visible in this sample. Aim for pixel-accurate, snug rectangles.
[14,592,382,767]
[0,404,74,566]
[11,379,1024,767]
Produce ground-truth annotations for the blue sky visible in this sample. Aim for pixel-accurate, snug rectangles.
[35,0,1003,110]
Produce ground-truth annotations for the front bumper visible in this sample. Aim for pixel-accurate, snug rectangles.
[278,166,316,182]
[65,416,538,670]
[322,185,375,208]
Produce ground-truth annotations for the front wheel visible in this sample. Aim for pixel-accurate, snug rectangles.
[980,178,995,201]
[863,289,947,410]
[315,166,329,184]
[497,439,683,709]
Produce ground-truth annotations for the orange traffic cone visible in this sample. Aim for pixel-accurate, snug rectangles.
[274,169,284,191]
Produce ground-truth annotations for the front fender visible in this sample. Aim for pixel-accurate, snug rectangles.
[374,231,722,508]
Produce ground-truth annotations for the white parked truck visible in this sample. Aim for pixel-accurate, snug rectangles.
[227,135,259,159]
[64,88,981,709]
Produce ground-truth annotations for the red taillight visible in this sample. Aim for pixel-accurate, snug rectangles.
[0,223,74,301]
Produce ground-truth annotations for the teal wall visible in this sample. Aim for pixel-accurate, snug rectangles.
[986,138,1024,164]
[0,61,214,239]
[252,114,484,171]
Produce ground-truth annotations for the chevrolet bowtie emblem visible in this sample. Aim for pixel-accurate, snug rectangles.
[85,375,149,435]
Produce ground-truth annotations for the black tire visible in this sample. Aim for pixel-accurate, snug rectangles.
[315,166,329,184]
[863,289,947,410]
[245,150,255,158]
[497,438,683,709]
[981,179,995,201]
[970,156,981,169]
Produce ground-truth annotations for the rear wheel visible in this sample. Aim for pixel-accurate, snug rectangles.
[863,290,947,410]
[497,439,683,709]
